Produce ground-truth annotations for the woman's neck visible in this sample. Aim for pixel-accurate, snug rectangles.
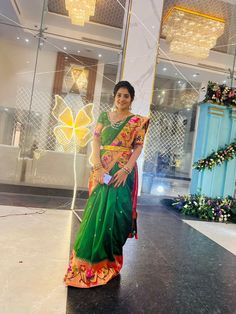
[116,109,130,115]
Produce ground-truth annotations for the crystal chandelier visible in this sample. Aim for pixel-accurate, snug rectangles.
[162,7,225,59]
[65,0,96,26]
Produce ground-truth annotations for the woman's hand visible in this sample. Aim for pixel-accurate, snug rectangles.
[94,167,107,184]
[112,169,128,188]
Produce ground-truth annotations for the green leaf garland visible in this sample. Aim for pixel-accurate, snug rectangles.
[193,140,236,171]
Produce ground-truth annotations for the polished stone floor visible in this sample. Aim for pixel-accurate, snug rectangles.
[0,193,236,314]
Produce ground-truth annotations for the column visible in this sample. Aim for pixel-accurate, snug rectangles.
[121,0,164,191]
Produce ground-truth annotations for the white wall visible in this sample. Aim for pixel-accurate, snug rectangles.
[0,39,57,110]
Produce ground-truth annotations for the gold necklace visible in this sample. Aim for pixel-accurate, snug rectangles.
[107,112,132,129]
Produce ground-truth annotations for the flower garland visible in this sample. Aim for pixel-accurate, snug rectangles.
[193,139,236,171]
[172,194,236,222]
[204,81,236,107]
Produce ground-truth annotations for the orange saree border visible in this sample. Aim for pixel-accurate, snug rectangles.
[64,250,123,288]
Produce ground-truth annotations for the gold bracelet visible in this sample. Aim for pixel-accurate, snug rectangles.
[122,167,130,175]
[94,164,102,169]
[93,163,103,171]
[94,162,102,167]
[123,165,131,174]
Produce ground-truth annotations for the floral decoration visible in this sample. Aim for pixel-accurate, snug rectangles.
[193,139,236,171]
[172,194,236,222]
[204,81,236,107]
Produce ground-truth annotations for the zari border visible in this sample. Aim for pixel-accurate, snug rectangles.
[64,250,123,288]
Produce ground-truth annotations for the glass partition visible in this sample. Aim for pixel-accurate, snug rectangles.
[143,0,236,196]
[0,0,126,193]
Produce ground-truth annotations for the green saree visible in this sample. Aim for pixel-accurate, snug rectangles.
[64,112,149,288]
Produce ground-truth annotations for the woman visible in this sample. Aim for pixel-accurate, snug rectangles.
[64,81,149,288]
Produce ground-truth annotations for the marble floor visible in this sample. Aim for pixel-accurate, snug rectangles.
[0,196,236,314]
[183,219,236,256]
[0,205,72,314]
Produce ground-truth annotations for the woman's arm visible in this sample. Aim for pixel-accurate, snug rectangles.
[91,123,107,184]
[92,133,102,166]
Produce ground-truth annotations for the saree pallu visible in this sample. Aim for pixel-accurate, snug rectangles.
[64,112,149,288]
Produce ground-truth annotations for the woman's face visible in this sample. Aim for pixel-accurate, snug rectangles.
[114,87,132,111]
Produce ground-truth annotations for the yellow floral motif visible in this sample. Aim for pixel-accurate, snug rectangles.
[52,95,94,148]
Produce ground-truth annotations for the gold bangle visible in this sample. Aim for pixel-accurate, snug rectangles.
[122,167,130,175]
[93,163,103,171]
[94,162,102,167]
[94,165,102,169]
[123,166,131,174]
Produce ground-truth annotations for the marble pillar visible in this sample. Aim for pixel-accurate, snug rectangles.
[121,0,164,192]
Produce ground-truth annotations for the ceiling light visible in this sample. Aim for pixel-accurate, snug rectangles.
[25,38,29,43]
[180,90,199,107]
[98,54,102,58]
[40,42,43,46]
[162,90,166,94]
[178,80,181,84]
[63,46,67,50]
[223,80,227,83]
[162,6,225,59]
[17,37,20,40]
[65,0,96,26]
[4,108,9,111]
[77,50,80,53]
[163,67,167,71]
[193,73,199,77]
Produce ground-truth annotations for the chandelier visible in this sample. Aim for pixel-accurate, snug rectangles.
[179,90,199,108]
[65,0,96,26]
[162,7,225,59]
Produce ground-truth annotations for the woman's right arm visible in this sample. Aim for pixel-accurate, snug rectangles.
[92,131,102,166]
[91,119,107,184]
